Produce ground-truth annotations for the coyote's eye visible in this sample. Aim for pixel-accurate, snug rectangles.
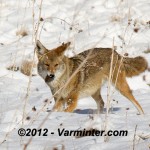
[55,64,58,67]
[45,64,49,67]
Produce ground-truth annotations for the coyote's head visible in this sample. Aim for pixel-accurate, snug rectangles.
[36,40,71,84]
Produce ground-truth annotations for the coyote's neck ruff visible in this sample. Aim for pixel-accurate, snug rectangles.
[36,40,147,114]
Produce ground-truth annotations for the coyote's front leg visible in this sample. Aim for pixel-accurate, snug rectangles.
[52,97,65,112]
[64,93,78,112]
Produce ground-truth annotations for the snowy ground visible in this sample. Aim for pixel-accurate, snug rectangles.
[0,0,150,150]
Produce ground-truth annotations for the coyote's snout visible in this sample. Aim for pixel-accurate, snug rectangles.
[36,40,148,114]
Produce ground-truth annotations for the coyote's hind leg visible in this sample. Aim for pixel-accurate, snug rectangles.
[92,88,104,114]
[113,71,144,114]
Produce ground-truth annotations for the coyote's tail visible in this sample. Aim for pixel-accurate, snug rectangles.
[123,56,148,77]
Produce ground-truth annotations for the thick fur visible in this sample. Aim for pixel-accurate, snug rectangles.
[123,56,148,77]
[36,40,148,114]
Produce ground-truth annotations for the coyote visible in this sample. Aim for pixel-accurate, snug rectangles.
[36,40,147,114]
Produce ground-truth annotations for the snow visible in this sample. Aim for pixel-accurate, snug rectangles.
[0,0,150,150]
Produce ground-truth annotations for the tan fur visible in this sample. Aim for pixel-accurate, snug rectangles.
[123,56,148,77]
[36,40,148,114]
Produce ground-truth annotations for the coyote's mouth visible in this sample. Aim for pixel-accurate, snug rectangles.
[45,75,54,82]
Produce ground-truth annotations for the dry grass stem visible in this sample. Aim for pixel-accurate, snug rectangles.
[133,125,138,150]
[16,27,28,37]
[20,60,36,76]
[7,65,19,71]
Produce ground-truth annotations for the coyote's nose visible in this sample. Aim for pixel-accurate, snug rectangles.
[49,74,55,78]
[45,74,55,82]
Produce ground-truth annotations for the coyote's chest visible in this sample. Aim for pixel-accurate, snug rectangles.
[48,75,71,98]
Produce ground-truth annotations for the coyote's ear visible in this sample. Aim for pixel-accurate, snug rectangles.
[36,40,47,55]
[55,42,71,56]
